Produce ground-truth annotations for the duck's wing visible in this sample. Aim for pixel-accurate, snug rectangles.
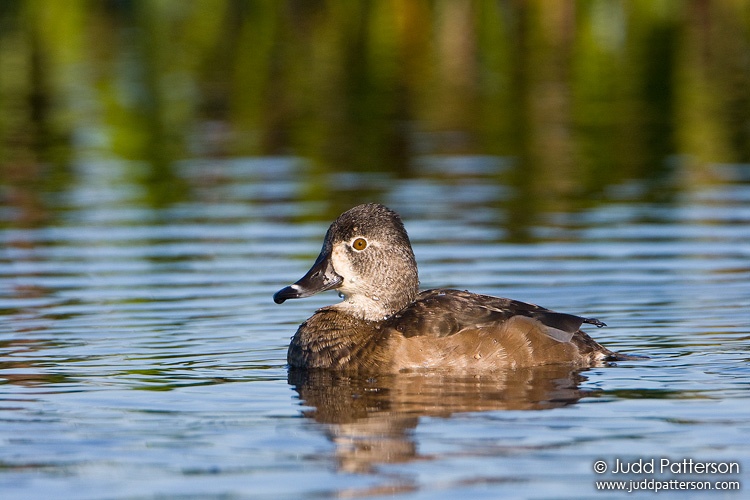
[387,289,605,343]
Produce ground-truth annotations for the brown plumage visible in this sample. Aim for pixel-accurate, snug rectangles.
[275,203,633,373]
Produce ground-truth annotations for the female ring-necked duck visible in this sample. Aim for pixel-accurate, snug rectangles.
[274,203,631,372]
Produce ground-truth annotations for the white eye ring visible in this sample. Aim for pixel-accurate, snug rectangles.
[351,237,368,251]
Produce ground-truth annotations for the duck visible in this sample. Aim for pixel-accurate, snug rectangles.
[274,203,631,372]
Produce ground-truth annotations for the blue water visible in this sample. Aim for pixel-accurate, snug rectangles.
[1,158,749,499]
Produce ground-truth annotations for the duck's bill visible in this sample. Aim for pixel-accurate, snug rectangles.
[273,251,343,304]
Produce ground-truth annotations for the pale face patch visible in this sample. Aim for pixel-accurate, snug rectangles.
[329,240,391,321]
[330,242,360,298]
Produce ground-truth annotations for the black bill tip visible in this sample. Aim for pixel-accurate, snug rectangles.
[273,285,300,304]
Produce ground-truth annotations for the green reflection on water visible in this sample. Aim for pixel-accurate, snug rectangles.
[1,1,749,227]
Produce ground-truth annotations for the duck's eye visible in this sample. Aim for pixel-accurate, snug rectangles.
[352,237,368,251]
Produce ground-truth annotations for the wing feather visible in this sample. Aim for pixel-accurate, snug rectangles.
[386,289,601,344]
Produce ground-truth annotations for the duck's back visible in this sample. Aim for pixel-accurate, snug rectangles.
[384,289,620,371]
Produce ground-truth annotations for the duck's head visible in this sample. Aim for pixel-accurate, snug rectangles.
[274,203,419,320]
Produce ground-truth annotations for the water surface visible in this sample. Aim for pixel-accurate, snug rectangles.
[1,158,748,499]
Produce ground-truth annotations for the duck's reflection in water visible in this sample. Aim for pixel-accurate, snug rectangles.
[289,366,596,474]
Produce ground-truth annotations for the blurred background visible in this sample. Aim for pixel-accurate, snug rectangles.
[2,3,750,498]
[2,0,749,232]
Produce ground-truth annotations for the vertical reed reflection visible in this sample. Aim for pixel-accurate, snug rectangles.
[1,1,748,228]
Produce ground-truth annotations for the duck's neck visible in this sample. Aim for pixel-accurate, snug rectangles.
[333,294,397,321]
[334,286,417,321]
